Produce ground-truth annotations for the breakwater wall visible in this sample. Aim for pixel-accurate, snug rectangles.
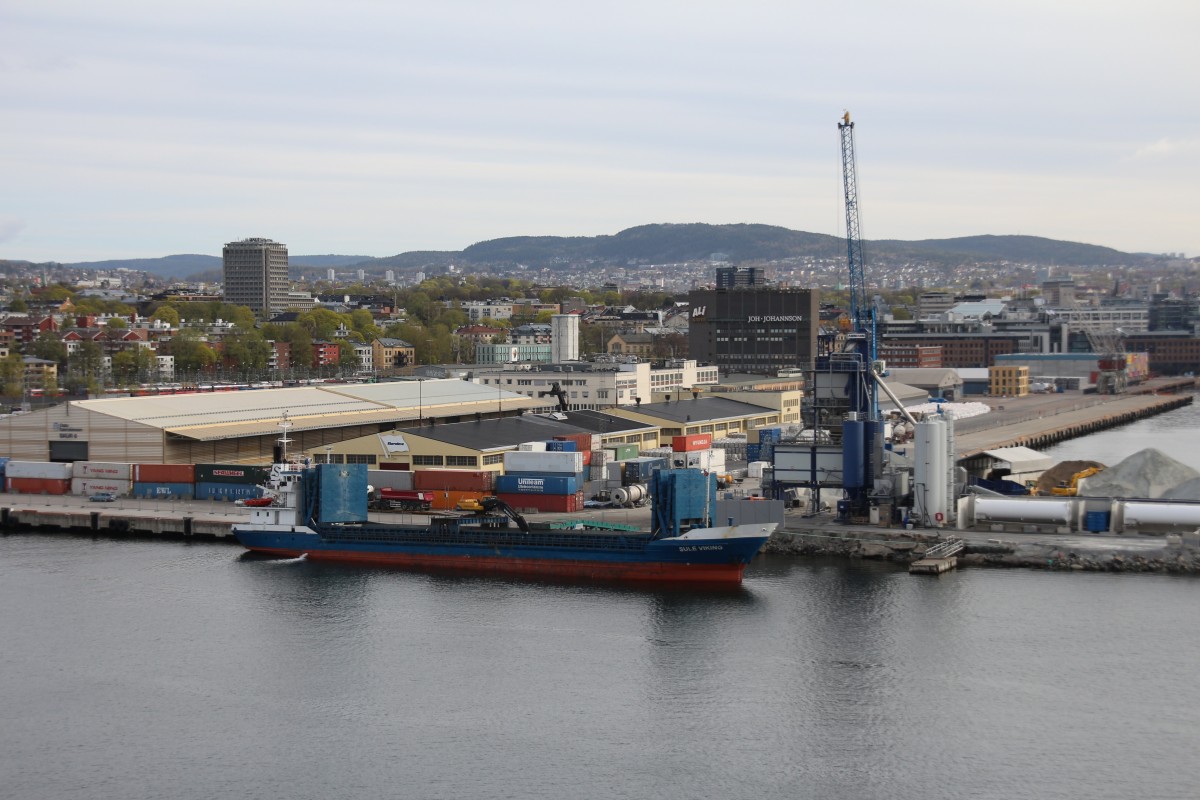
[765,525,1200,575]
[956,393,1192,459]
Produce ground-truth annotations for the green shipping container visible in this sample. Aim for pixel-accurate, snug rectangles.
[195,463,270,485]
[605,444,639,461]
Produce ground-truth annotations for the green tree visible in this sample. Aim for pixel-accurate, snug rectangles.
[150,305,181,326]
[70,340,104,385]
[32,331,68,369]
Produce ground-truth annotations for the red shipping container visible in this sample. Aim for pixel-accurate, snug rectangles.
[6,477,71,495]
[553,433,598,452]
[133,464,196,484]
[495,491,584,514]
[412,469,495,493]
[673,434,712,452]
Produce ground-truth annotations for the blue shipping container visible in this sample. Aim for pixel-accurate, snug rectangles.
[132,481,194,499]
[494,474,577,495]
[746,444,762,462]
[544,440,577,452]
[316,463,369,523]
[1085,511,1111,533]
[194,481,263,501]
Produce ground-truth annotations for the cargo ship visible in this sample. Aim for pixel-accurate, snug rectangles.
[232,461,775,585]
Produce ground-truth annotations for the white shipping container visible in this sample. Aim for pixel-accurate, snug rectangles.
[5,461,73,480]
[747,461,771,479]
[590,449,612,465]
[72,478,132,496]
[518,442,548,452]
[504,450,583,474]
[367,469,414,491]
[74,462,132,480]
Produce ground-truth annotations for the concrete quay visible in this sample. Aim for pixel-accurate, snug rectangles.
[767,512,1200,575]
[951,377,1195,459]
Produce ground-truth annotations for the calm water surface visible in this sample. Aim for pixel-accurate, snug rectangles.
[1,534,1196,800]
[1042,396,1200,470]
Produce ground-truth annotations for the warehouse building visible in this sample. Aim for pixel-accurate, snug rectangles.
[605,395,783,442]
[0,380,543,465]
[319,409,659,470]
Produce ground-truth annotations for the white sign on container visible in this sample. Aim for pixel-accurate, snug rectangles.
[74,462,132,480]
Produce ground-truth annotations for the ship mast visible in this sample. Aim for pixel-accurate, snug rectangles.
[277,411,292,463]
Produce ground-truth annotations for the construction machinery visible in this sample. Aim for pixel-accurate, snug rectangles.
[1049,466,1104,496]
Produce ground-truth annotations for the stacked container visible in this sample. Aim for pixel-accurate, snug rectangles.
[5,461,72,494]
[72,462,132,497]
[672,433,712,452]
[498,449,586,512]
[194,463,268,501]
[133,463,195,499]
[604,443,639,462]
[412,469,494,511]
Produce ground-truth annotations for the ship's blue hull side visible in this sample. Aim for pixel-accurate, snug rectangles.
[234,522,769,584]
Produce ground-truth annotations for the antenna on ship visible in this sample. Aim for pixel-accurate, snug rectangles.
[276,410,293,463]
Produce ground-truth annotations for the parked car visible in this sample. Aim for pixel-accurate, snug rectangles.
[89,492,117,502]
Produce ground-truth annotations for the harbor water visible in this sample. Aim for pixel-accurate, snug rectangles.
[1042,394,1200,470]
[1,533,1197,800]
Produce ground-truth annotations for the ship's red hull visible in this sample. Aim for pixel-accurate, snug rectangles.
[244,545,747,584]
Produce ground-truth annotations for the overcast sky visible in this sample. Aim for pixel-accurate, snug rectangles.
[2,1,1197,263]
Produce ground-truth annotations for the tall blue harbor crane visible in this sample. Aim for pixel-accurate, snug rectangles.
[808,111,882,518]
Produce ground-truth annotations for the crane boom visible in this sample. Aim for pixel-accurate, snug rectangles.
[838,112,867,331]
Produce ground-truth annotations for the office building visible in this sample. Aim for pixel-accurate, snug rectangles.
[223,237,290,316]
[688,288,819,375]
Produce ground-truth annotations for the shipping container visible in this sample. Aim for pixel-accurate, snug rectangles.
[132,482,194,499]
[6,461,73,480]
[746,443,762,462]
[753,429,782,448]
[6,477,71,495]
[518,441,547,452]
[194,481,263,501]
[672,434,712,452]
[195,464,269,485]
[590,449,611,466]
[503,450,583,474]
[367,469,414,492]
[605,462,624,483]
[495,491,584,514]
[427,489,487,511]
[133,464,195,484]
[552,433,600,452]
[73,462,132,480]
[545,439,577,452]
[0,457,9,475]
[604,444,639,461]
[622,457,669,485]
[317,463,368,523]
[412,469,494,493]
[71,478,132,496]
[494,474,578,495]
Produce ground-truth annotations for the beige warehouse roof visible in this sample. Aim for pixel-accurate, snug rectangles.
[70,380,540,441]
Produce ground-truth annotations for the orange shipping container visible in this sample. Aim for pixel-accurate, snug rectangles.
[412,469,494,493]
[673,434,712,452]
[427,490,488,511]
[133,464,196,484]
[6,477,71,495]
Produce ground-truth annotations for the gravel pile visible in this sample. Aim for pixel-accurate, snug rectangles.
[1077,448,1200,499]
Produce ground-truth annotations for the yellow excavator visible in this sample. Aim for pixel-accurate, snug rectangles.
[1050,466,1104,496]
